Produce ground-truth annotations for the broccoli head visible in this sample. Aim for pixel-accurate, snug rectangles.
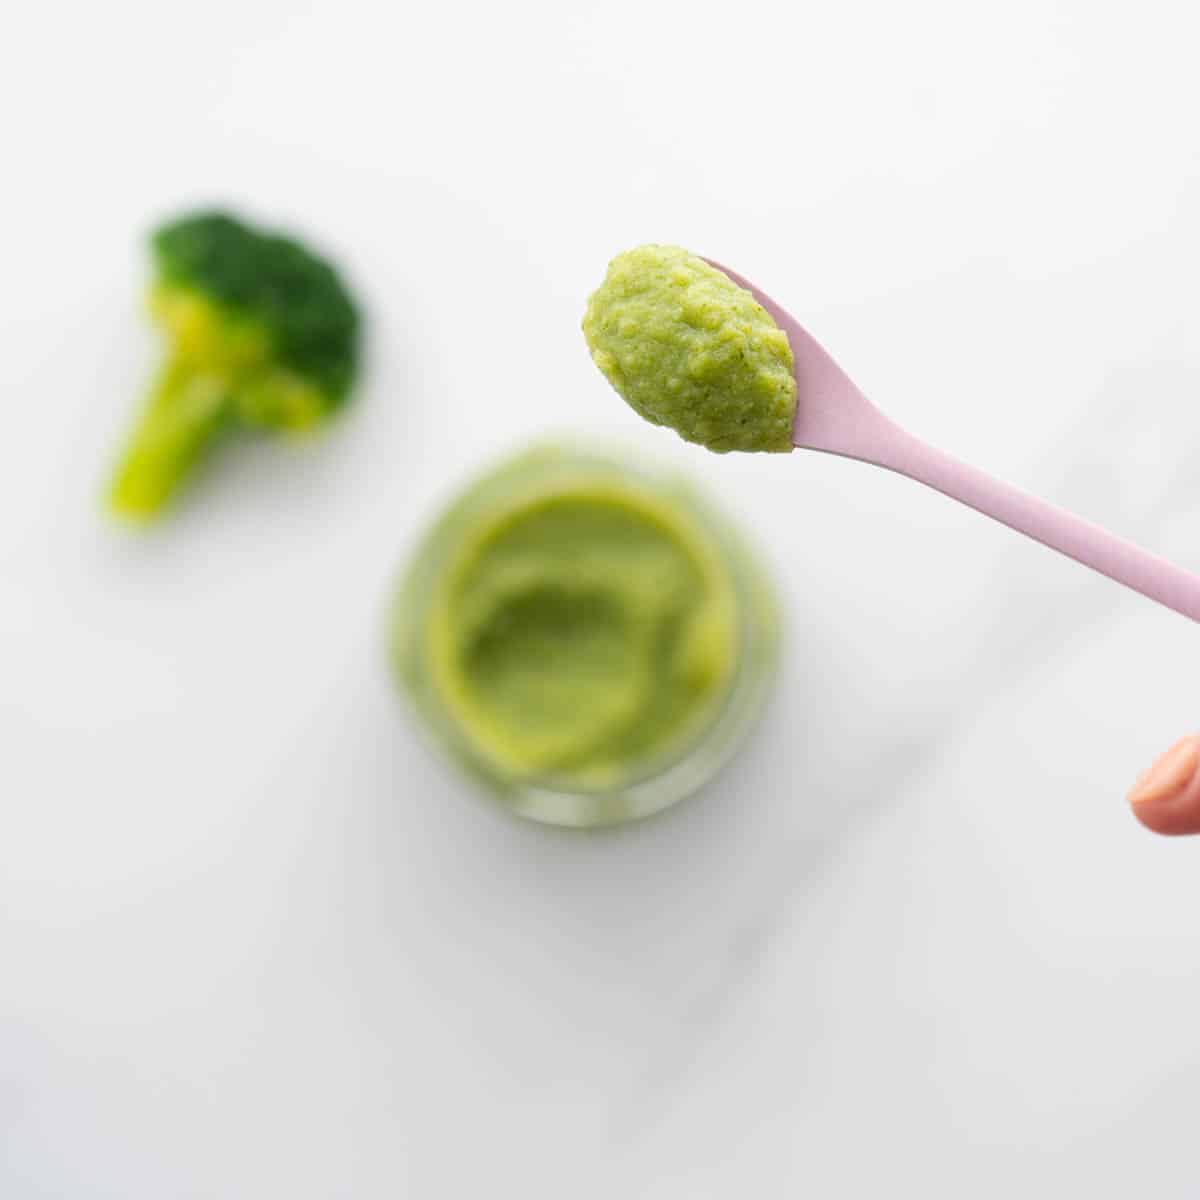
[109,210,361,519]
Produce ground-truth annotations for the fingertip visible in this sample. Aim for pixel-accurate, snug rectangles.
[1129,735,1200,836]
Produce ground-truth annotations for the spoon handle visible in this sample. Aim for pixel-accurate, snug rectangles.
[862,425,1200,622]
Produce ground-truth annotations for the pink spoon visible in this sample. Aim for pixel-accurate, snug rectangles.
[711,261,1200,623]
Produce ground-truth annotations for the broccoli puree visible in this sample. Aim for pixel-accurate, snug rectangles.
[424,468,739,785]
[583,245,797,453]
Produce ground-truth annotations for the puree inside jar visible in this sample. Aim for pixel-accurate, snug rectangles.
[424,470,739,786]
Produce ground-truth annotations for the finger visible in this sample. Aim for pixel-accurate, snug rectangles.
[1128,735,1200,836]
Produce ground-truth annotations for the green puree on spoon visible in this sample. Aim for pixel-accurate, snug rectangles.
[583,244,797,453]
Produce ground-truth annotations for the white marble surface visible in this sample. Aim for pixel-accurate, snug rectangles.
[5,1,1200,1194]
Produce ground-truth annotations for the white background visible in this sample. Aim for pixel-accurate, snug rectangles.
[4,1,1200,1195]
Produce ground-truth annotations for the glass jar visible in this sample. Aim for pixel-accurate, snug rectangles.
[390,446,779,828]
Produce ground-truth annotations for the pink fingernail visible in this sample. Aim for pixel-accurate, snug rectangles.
[1129,736,1200,808]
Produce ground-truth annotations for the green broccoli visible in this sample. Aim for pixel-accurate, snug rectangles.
[108,210,361,519]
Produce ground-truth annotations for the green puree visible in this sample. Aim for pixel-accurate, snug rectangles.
[583,245,797,453]
[425,470,738,785]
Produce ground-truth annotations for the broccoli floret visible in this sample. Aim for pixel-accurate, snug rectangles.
[108,210,361,519]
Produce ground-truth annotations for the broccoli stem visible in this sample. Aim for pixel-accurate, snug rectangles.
[109,358,232,518]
